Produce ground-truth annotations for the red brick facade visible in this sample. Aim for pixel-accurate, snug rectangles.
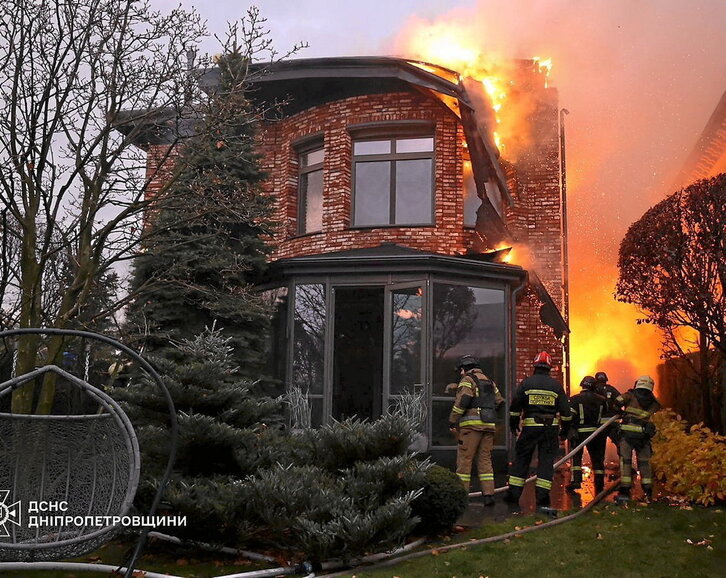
[255,79,565,385]
[144,61,566,390]
[258,91,480,259]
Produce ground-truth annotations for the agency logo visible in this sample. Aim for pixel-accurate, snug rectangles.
[0,490,22,538]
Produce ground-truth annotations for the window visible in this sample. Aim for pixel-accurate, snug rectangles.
[352,135,434,226]
[292,283,326,426]
[463,158,479,227]
[298,146,324,234]
[430,284,506,446]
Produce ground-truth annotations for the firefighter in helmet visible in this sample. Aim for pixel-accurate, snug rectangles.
[594,371,621,451]
[567,375,608,494]
[448,354,504,505]
[505,351,571,510]
[615,375,661,502]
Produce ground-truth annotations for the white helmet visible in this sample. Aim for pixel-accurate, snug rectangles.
[635,375,655,392]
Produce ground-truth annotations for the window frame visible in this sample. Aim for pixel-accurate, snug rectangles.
[350,124,436,228]
[296,140,325,235]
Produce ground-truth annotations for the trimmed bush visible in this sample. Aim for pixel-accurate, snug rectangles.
[237,416,428,564]
[410,464,468,535]
[651,410,726,506]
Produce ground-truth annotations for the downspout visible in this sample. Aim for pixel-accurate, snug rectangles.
[508,276,527,461]
[559,108,571,395]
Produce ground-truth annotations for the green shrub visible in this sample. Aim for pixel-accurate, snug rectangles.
[307,414,416,471]
[410,464,468,535]
[238,461,424,564]
[651,410,726,506]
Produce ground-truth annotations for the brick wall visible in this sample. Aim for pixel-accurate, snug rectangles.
[504,65,565,383]
[144,75,566,386]
[257,90,480,259]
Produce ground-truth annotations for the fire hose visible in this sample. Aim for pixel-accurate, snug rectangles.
[319,416,624,577]
[469,414,620,497]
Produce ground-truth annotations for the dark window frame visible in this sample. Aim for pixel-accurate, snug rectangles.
[296,139,325,235]
[350,125,436,227]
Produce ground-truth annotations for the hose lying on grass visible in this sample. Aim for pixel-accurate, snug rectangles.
[0,419,621,577]
[319,480,621,577]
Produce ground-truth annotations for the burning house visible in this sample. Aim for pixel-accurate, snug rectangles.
[133,56,569,466]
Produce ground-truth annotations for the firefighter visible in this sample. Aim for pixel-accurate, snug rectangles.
[615,375,662,502]
[594,371,621,451]
[448,355,504,506]
[567,375,607,494]
[504,351,572,510]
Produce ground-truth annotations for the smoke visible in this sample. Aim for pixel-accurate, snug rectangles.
[388,0,726,386]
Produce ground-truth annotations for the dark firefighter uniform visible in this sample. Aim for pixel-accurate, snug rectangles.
[505,353,571,507]
[449,365,504,496]
[616,375,662,500]
[568,376,607,494]
[595,371,621,450]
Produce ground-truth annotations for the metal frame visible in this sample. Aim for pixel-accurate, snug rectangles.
[297,140,325,235]
[351,131,436,228]
[0,328,177,578]
[0,365,139,558]
[282,267,519,453]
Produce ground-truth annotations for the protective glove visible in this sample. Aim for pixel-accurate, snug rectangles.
[509,415,520,435]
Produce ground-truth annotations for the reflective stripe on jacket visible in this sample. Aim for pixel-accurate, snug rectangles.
[510,369,571,427]
[449,368,504,431]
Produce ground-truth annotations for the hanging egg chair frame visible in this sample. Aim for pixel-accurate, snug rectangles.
[0,328,178,578]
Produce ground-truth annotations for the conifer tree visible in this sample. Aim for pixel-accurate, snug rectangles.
[114,325,282,543]
[127,38,273,376]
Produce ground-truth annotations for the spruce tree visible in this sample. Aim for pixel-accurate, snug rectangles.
[127,43,272,376]
[114,325,282,543]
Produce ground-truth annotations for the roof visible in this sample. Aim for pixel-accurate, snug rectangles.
[672,90,726,189]
[265,242,526,283]
[206,56,514,246]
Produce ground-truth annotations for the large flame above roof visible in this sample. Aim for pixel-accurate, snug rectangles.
[396,19,551,158]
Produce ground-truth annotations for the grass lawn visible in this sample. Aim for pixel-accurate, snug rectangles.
[6,502,724,577]
[5,537,275,578]
[346,502,725,578]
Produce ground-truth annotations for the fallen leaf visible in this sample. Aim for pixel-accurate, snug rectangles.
[431,550,440,556]
[176,559,189,566]
[514,534,523,538]
[534,520,544,526]
[707,546,714,551]
[514,526,522,530]
[503,538,510,544]
[596,533,603,540]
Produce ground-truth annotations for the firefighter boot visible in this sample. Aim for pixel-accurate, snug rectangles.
[616,487,630,504]
[594,473,605,495]
[567,467,582,491]
[503,489,520,504]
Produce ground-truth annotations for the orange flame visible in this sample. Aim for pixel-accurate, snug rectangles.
[395,19,548,159]
[395,16,663,392]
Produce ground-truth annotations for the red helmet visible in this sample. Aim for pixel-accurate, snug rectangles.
[533,351,553,369]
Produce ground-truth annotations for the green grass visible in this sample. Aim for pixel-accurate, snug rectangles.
[7,503,725,577]
[347,503,725,578]
[6,537,274,577]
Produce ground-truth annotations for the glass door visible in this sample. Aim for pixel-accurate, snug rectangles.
[385,283,426,443]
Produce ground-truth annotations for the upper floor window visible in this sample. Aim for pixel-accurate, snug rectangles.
[298,145,324,234]
[352,135,434,227]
